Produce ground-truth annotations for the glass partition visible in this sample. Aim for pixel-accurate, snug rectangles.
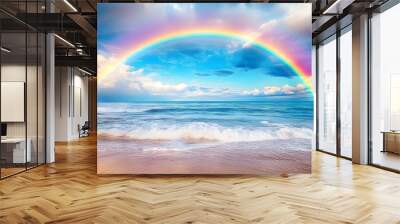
[317,36,337,154]
[38,32,45,165]
[27,30,38,169]
[0,1,46,179]
[1,29,28,177]
[339,28,352,158]
[371,3,400,171]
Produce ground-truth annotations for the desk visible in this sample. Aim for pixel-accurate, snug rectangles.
[1,138,31,163]
[382,131,400,154]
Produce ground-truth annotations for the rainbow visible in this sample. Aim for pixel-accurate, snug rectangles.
[98,28,313,91]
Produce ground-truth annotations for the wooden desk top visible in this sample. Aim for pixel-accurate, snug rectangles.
[381,131,400,134]
[1,138,28,144]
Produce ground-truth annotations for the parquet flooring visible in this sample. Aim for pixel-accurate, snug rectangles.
[1,136,400,223]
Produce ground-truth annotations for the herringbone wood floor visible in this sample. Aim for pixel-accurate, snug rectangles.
[1,136,400,224]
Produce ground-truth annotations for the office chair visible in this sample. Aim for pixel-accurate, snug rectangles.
[79,121,90,138]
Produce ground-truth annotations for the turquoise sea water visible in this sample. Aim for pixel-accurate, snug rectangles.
[98,99,313,145]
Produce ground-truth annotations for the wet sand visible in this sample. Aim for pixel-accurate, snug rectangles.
[97,137,311,175]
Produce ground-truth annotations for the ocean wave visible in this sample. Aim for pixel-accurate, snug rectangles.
[144,107,267,113]
[99,122,312,143]
[145,108,229,113]
[98,106,150,113]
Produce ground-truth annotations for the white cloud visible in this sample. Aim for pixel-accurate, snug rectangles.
[242,84,306,96]
[263,86,283,95]
[279,4,311,34]
[242,88,261,96]
[184,87,234,98]
[129,75,188,95]
[98,54,188,95]
[280,84,306,95]
[241,5,310,48]
[226,40,242,54]
[243,20,278,48]
[98,54,133,88]
[172,3,183,12]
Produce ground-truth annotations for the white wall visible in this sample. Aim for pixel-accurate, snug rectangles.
[72,73,89,138]
[1,65,40,138]
[55,66,70,141]
[54,67,89,141]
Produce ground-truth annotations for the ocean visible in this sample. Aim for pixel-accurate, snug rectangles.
[97,99,314,152]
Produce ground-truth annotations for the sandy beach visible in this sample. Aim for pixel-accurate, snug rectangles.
[97,136,311,175]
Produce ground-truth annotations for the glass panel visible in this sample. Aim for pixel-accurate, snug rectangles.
[26,0,39,169]
[371,4,400,171]
[38,32,45,165]
[318,37,337,154]
[0,1,46,178]
[312,45,317,150]
[1,29,27,178]
[340,29,352,158]
[27,30,38,169]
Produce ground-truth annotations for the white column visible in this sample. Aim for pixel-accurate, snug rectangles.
[46,33,55,163]
[45,0,56,163]
[352,14,369,164]
[55,67,74,141]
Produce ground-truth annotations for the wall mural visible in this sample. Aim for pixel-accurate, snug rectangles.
[97,3,313,174]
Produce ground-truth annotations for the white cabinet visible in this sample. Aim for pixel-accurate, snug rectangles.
[1,138,32,163]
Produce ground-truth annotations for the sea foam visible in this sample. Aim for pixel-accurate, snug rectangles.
[99,122,312,143]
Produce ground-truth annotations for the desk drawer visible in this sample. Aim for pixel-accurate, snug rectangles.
[384,133,400,154]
